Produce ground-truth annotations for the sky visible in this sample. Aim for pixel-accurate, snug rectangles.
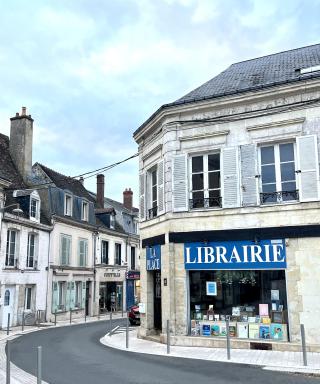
[0,0,319,206]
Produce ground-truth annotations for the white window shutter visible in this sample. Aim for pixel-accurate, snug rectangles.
[139,172,146,220]
[157,160,165,215]
[172,154,188,212]
[240,144,258,206]
[222,146,240,208]
[297,135,320,202]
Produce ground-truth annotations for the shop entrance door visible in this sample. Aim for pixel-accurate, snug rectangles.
[85,281,90,316]
[153,271,162,330]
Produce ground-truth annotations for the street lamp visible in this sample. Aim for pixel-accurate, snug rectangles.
[0,203,23,215]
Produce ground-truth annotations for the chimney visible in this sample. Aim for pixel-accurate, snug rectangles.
[96,174,105,208]
[9,107,34,182]
[123,188,133,210]
[79,176,84,185]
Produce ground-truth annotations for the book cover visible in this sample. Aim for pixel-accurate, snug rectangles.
[229,325,236,337]
[202,324,211,336]
[271,323,283,340]
[232,307,241,316]
[220,325,227,337]
[248,316,256,323]
[237,323,248,338]
[249,323,259,339]
[211,324,220,336]
[259,304,269,316]
[262,317,271,324]
[259,325,271,339]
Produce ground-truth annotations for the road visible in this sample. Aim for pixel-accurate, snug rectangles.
[10,319,320,384]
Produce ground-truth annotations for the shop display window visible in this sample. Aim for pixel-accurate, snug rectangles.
[189,270,288,341]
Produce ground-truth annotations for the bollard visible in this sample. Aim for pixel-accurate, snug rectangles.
[85,310,87,323]
[98,308,100,320]
[109,311,112,331]
[300,324,308,366]
[167,319,170,354]
[226,318,231,360]
[37,346,42,384]
[22,312,25,332]
[70,310,72,325]
[6,340,10,384]
[122,305,124,318]
[126,312,129,349]
[54,310,57,326]
[6,313,10,335]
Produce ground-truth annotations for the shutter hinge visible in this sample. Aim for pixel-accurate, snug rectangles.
[255,175,261,178]
[295,170,301,173]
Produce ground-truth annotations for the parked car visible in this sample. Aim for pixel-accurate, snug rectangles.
[128,305,140,325]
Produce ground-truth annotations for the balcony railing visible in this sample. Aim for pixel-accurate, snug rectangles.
[260,190,299,204]
[148,206,158,219]
[189,197,222,209]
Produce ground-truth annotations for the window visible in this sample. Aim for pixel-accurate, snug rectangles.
[24,287,32,310]
[130,247,136,270]
[260,143,297,204]
[78,239,88,267]
[27,233,37,268]
[81,201,89,221]
[110,214,115,229]
[4,290,10,306]
[101,240,109,264]
[115,243,121,265]
[75,281,82,308]
[30,198,39,220]
[60,235,71,266]
[57,282,66,310]
[6,230,18,267]
[148,168,158,219]
[64,194,73,216]
[190,153,221,209]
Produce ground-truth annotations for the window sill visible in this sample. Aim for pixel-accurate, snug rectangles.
[260,200,299,207]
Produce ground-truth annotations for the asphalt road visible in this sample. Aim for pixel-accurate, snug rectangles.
[10,319,320,384]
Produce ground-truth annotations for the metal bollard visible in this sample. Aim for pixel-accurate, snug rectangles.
[6,313,10,335]
[85,310,87,323]
[98,308,100,320]
[122,305,124,318]
[37,346,42,384]
[167,319,170,354]
[70,310,72,325]
[6,340,10,384]
[109,311,112,331]
[22,312,25,332]
[226,319,231,360]
[300,324,308,366]
[126,312,129,349]
[54,310,57,326]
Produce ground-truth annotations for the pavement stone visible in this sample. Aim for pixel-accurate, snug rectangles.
[100,329,320,376]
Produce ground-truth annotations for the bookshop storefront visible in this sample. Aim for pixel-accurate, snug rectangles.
[186,239,289,341]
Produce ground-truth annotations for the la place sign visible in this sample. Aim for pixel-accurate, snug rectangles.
[184,239,286,270]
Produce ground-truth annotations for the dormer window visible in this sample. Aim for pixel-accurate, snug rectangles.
[64,194,73,216]
[81,201,89,221]
[29,191,40,222]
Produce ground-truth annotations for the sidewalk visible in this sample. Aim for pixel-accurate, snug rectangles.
[0,312,124,384]
[101,328,320,376]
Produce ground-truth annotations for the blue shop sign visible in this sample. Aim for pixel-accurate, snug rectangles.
[146,245,161,271]
[184,239,286,270]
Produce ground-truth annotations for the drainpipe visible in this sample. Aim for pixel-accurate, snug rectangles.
[45,226,52,322]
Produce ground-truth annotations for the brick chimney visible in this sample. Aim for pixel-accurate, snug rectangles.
[96,174,105,209]
[9,107,34,182]
[123,188,133,210]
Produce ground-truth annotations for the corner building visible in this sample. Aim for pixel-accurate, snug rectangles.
[133,44,320,351]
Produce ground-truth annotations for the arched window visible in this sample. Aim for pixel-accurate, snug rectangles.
[4,290,10,306]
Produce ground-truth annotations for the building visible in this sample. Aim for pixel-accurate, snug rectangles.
[133,44,320,351]
[0,109,51,328]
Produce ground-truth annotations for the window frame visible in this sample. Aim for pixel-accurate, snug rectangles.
[259,142,298,204]
[24,286,32,310]
[75,281,82,308]
[26,232,37,269]
[147,165,158,218]
[64,193,73,216]
[5,229,18,267]
[130,246,136,270]
[115,243,122,266]
[189,152,221,209]
[57,282,66,310]
[81,200,89,221]
[29,197,40,221]
[101,240,109,264]
[78,238,88,267]
[60,234,71,266]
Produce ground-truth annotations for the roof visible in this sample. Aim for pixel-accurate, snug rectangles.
[134,43,320,137]
[104,197,139,216]
[36,163,95,202]
[0,133,25,188]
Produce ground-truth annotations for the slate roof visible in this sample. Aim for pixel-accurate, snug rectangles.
[0,133,25,187]
[134,43,320,136]
[35,163,95,203]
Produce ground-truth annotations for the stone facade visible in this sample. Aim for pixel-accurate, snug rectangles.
[134,58,320,350]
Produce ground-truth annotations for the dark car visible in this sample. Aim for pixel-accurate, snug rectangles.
[128,305,140,325]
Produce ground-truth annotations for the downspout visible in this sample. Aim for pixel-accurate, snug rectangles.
[45,226,52,322]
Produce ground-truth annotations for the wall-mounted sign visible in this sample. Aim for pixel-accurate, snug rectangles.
[138,303,146,314]
[126,271,140,280]
[146,245,161,271]
[104,273,121,278]
[184,239,286,270]
[206,281,217,296]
